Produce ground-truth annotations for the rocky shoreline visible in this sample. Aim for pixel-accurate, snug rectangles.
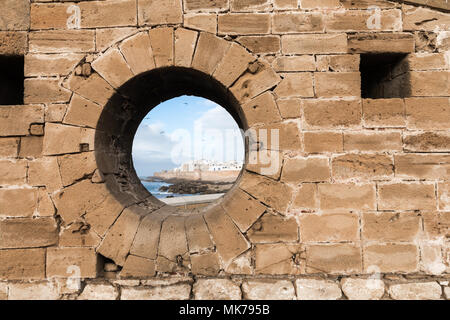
[143,177,234,196]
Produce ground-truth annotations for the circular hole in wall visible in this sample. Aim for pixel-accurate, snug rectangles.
[95,67,248,213]
[132,95,245,208]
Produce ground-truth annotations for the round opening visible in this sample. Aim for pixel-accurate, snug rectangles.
[132,95,245,208]
[95,67,248,213]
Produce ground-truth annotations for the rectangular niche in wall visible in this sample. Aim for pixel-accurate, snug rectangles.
[0,55,24,105]
[360,53,410,99]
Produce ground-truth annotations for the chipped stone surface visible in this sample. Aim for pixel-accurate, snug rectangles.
[193,279,241,300]
[389,282,442,300]
[295,279,342,300]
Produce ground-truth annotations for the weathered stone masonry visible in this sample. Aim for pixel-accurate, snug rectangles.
[0,0,449,300]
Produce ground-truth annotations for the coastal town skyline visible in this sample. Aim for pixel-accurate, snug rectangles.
[132,95,245,178]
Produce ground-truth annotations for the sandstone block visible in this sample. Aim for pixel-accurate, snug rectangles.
[130,214,163,260]
[184,0,228,11]
[78,284,118,300]
[344,131,402,152]
[410,71,449,97]
[404,131,450,153]
[348,33,415,53]
[362,98,405,128]
[230,61,280,103]
[120,255,156,278]
[362,212,421,242]
[408,53,448,70]
[395,154,450,180]
[272,56,315,72]
[96,27,136,52]
[282,157,331,183]
[91,48,134,89]
[121,284,191,300]
[274,73,314,98]
[247,149,283,179]
[0,138,19,158]
[222,189,266,232]
[318,183,376,212]
[292,184,319,211]
[204,206,250,266]
[341,278,385,300]
[0,105,44,137]
[19,136,43,158]
[306,244,362,274]
[218,14,270,35]
[238,35,280,54]
[0,188,37,218]
[316,54,360,72]
[364,244,418,273]
[0,283,7,300]
[242,92,281,126]
[53,180,109,224]
[120,32,155,75]
[97,206,143,266]
[295,279,342,300]
[332,154,394,181]
[326,9,402,32]
[149,27,174,68]
[193,279,241,300]
[276,99,301,119]
[403,6,450,31]
[0,31,27,55]
[184,14,217,33]
[29,30,95,53]
[438,183,450,211]
[302,99,361,129]
[378,183,436,211]
[231,0,271,11]
[248,213,298,243]
[255,243,305,275]
[314,72,361,98]
[47,247,99,278]
[43,123,94,156]
[213,42,255,87]
[0,217,57,249]
[138,0,182,26]
[303,132,343,154]
[300,213,359,242]
[84,194,126,237]
[58,152,97,187]
[192,32,231,75]
[158,216,189,262]
[28,157,63,192]
[66,73,115,106]
[389,282,442,300]
[174,28,198,68]
[405,97,450,130]
[24,79,71,104]
[300,0,340,8]
[0,160,27,185]
[25,54,84,77]
[0,0,29,31]
[282,34,347,54]
[225,251,253,275]
[0,249,45,280]
[64,94,102,129]
[8,282,59,300]
[272,12,324,33]
[274,0,298,9]
[190,252,221,276]
[243,280,296,300]
[59,221,101,248]
[240,173,293,213]
[185,214,214,253]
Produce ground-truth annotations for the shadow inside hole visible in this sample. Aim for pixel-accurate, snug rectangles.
[0,55,24,105]
[94,67,247,212]
[360,53,411,99]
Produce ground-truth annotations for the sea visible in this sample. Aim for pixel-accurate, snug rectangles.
[141,180,195,199]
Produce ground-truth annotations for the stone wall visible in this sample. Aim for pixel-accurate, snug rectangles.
[0,0,449,300]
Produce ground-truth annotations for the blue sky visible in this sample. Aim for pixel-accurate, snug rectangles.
[132,95,245,177]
